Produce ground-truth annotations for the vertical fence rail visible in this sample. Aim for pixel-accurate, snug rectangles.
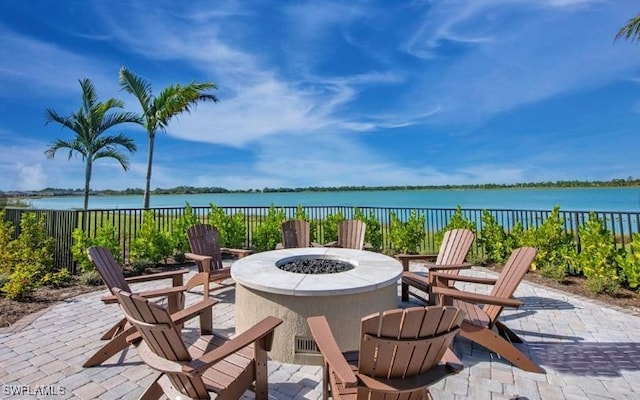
[4,206,640,273]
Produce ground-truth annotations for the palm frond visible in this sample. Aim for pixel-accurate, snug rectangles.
[616,15,640,42]
[93,148,131,170]
[44,138,87,160]
[98,111,143,132]
[79,78,98,114]
[119,67,153,112]
[152,82,219,128]
[45,109,75,130]
[95,133,137,154]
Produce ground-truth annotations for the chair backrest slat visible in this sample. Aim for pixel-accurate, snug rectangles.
[484,247,537,323]
[281,220,311,248]
[113,288,208,399]
[358,306,464,381]
[88,247,131,293]
[435,229,475,268]
[338,220,366,250]
[187,224,225,271]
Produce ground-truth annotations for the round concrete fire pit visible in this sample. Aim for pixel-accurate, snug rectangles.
[231,247,402,365]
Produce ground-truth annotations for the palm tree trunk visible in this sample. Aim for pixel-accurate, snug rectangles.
[84,158,92,211]
[143,133,155,209]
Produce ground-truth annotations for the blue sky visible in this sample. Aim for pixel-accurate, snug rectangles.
[1,0,640,191]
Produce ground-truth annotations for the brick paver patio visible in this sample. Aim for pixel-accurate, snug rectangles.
[1,263,639,399]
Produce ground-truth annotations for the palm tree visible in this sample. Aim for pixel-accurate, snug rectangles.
[45,78,140,210]
[615,15,640,42]
[118,67,219,209]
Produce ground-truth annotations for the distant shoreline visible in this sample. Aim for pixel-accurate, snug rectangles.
[6,179,640,199]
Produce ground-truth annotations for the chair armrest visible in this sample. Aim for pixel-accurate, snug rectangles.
[221,248,252,258]
[429,271,498,285]
[125,269,189,284]
[395,254,438,262]
[185,272,211,298]
[429,263,472,271]
[170,297,217,327]
[357,364,456,393]
[307,316,358,388]
[183,316,283,377]
[395,254,438,272]
[431,286,523,308]
[184,253,211,263]
[101,285,188,304]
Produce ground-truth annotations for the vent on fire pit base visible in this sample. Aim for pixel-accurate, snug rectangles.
[276,256,355,274]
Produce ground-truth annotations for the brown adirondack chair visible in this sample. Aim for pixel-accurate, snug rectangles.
[308,305,466,400]
[277,219,323,249]
[397,228,475,303]
[430,246,544,373]
[326,219,367,250]
[113,288,283,400]
[185,224,251,284]
[85,246,210,368]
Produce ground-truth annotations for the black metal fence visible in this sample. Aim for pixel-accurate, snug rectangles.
[4,205,640,273]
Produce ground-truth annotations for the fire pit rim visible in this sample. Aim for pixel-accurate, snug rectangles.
[230,247,402,297]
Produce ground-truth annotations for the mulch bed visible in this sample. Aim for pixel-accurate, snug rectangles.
[0,262,191,329]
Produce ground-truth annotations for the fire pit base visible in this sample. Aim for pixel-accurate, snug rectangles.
[231,248,403,365]
[235,283,398,365]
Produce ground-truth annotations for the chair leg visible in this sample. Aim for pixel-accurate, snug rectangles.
[495,321,524,343]
[167,292,183,314]
[442,348,464,372]
[401,282,410,302]
[253,338,269,400]
[100,318,127,340]
[139,375,165,400]
[460,321,544,373]
[83,325,137,367]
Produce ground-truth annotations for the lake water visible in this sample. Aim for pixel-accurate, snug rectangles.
[22,187,640,212]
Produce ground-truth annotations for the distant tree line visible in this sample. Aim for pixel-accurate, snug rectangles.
[12,177,640,197]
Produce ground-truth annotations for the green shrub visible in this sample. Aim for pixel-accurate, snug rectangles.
[40,269,73,288]
[578,212,619,294]
[72,222,122,273]
[0,272,10,293]
[322,211,345,244]
[3,263,39,300]
[208,203,246,248]
[79,270,103,286]
[478,210,511,263]
[130,210,172,264]
[1,212,56,299]
[71,228,93,273]
[354,208,383,251]
[170,203,199,259]
[0,210,16,274]
[507,221,526,249]
[252,205,286,251]
[93,223,122,263]
[388,210,425,254]
[616,233,640,290]
[520,206,577,282]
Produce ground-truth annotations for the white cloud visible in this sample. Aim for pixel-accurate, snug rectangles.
[0,26,120,101]
[400,1,640,124]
